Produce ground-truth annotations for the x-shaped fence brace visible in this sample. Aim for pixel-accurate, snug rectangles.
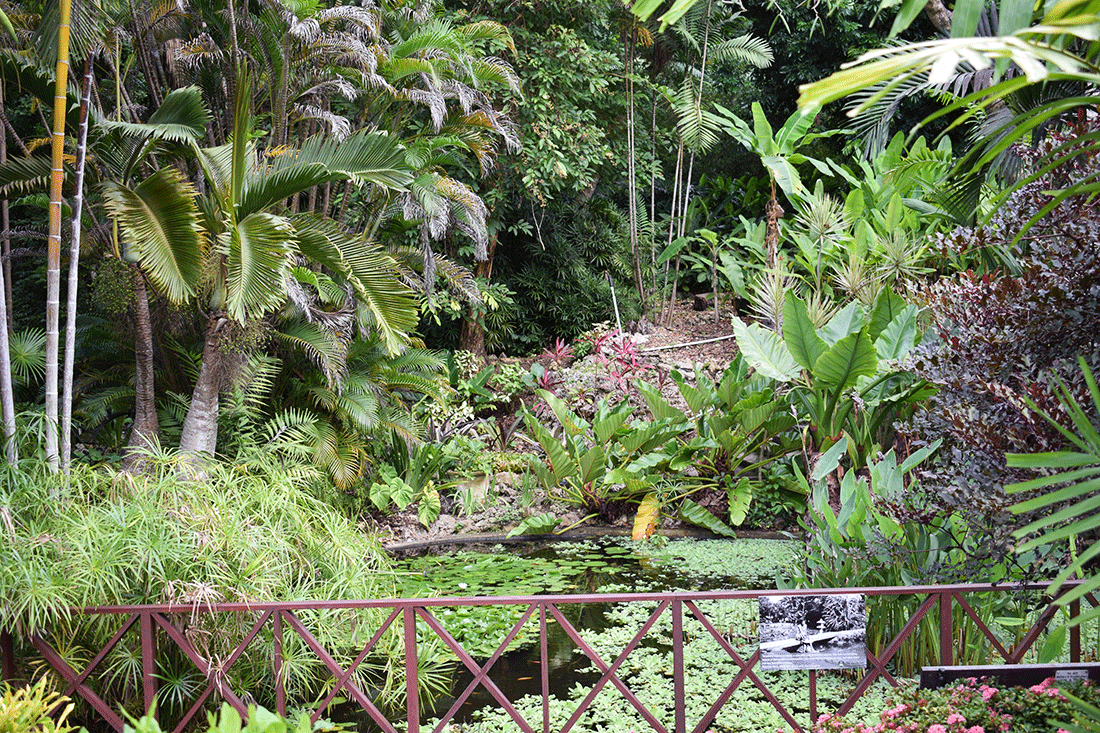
[9,584,1097,733]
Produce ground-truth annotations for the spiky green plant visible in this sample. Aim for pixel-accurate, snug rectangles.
[0,452,426,720]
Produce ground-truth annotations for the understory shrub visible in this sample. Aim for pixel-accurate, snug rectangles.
[807,677,1100,733]
[900,119,1100,569]
[0,453,435,726]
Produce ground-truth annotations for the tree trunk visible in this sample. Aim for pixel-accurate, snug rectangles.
[457,235,497,356]
[45,0,73,472]
[178,316,224,457]
[0,210,14,464]
[126,265,159,457]
[61,55,94,472]
[924,0,952,34]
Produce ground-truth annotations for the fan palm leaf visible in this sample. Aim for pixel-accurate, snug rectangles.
[223,212,297,322]
[101,167,207,303]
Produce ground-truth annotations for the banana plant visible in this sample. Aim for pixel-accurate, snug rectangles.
[734,288,933,468]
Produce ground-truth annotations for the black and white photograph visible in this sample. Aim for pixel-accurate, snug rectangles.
[758,594,867,671]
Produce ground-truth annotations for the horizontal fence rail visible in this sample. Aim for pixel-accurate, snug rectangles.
[3,582,1096,733]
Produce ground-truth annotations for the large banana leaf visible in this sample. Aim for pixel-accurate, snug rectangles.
[101,168,206,303]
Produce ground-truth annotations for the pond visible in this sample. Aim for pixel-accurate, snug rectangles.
[368,535,811,730]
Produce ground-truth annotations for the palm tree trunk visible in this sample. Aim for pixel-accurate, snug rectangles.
[625,26,645,312]
[126,264,159,457]
[178,316,225,457]
[0,214,14,464]
[61,55,94,472]
[0,89,13,333]
[45,0,73,472]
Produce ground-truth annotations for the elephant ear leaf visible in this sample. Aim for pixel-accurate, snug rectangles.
[783,291,827,372]
[868,288,908,342]
[679,499,737,537]
[733,317,800,382]
[813,329,877,390]
[506,513,561,538]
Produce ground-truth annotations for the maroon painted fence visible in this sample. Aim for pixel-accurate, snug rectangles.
[2,582,1094,733]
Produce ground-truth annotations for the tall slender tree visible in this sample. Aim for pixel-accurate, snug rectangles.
[44,0,73,471]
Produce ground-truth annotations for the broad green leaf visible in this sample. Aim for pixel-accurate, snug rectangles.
[632,493,661,540]
[762,155,802,197]
[1038,625,1067,663]
[679,499,737,537]
[813,329,878,390]
[783,291,828,372]
[775,107,815,153]
[657,235,692,265]
[819,301,865,345]
[812,437,849,482]
[594,406,632,444]
[732,317,801,382]
[417,488,441,528]
[868,288,908,343]
[999,0,1036,35]
[506,513,560,537]
[391,479,414,510]
[539,390,586,437]
[727,478,754,526]
[751,102,775,153]
[951,0,984,37]
[579,444,607,485]
[637,381,686,422]
[889,0,930,37]
[874,305,920,361]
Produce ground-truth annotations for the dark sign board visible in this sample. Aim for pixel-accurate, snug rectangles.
[759,594,867,671]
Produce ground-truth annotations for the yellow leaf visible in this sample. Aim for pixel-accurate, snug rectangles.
[632,492,660,540]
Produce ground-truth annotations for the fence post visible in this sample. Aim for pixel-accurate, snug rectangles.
[274,611,285,717]
[140,612,157,714]
[672,600,684,733]
[540,604,550,733]
[1071,600,1081,663]
[939,592,953,666]
[1,627,15,683]
[404,606,419,733]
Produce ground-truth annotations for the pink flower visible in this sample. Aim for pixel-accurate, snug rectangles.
[928,725,947,733]
[946,713,964,725]
[966,727,983,733]
[979,685,997,701]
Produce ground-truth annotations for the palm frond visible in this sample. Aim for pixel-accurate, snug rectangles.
[222,212,296,321]
[96,86,210,145]
[8,329,46,385]
[101,168,207,304]
[274,320,349,388]
[711,34,773,68]
[0,155,53,197]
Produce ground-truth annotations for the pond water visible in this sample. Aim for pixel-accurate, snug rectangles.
[371,536,802,729]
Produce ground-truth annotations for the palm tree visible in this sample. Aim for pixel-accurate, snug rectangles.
[107,73,416,458]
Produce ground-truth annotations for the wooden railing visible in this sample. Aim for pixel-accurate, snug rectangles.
[2,582,1093,733]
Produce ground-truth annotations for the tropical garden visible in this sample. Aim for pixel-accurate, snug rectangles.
[1,0,1100,729]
